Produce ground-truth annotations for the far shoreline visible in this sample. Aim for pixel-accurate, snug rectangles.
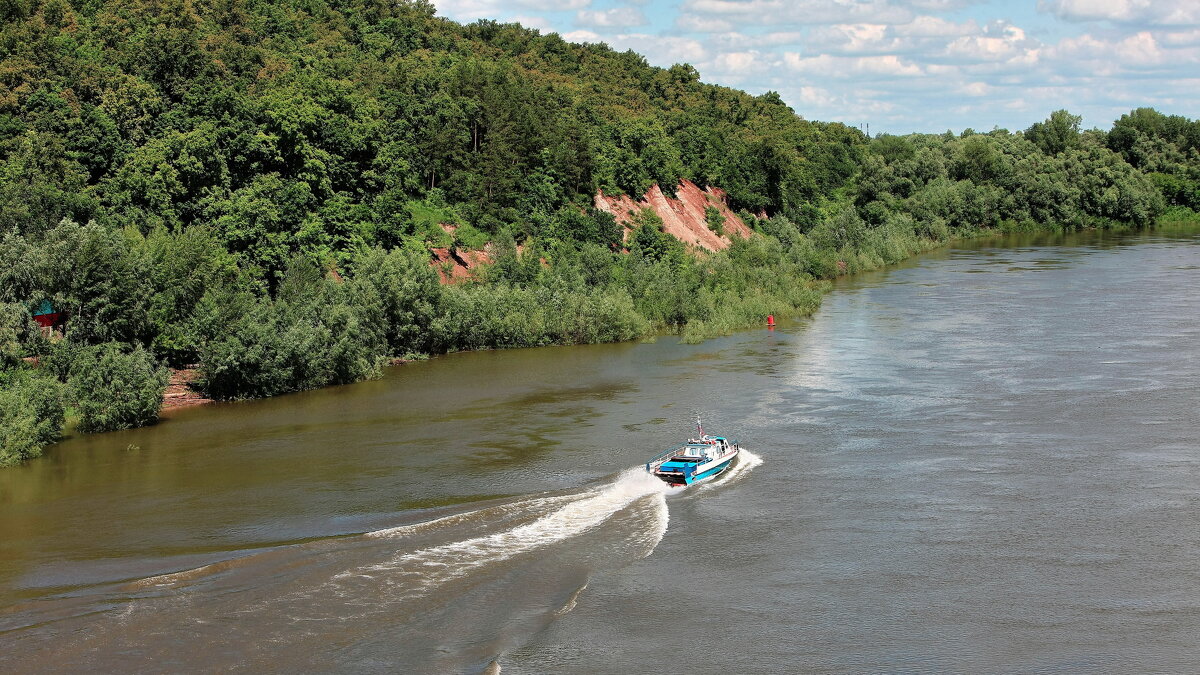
[152,218,1200,419]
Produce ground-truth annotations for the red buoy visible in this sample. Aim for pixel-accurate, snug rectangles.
[766,314,776,327]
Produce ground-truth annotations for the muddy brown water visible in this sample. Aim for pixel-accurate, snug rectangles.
[2,228,1199,673]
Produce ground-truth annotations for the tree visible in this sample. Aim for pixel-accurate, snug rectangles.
[350,247,442,355]
[67,343,168,433]
[630,208,670,261]
[0,375,65,466]
[34,219,155,347]
[1026,110,1082,156]
[705,205,725,236]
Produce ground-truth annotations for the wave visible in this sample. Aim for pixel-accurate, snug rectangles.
[344,468,671,597]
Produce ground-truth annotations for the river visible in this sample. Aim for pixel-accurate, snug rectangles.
[2,228,1199,673]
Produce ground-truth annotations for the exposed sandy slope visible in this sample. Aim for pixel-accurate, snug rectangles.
[430,245,491,283]
[594,179,752,251]
[161,368,213,410]
[428,180,750,282]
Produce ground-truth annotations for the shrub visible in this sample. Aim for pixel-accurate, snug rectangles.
[0,374,64,466]
[195,279,387,400]
[350,247,443,355]
[705,205,725,236]
[67,342,168,433]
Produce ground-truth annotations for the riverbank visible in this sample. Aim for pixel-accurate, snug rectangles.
[152,214,1200,417]
[161,368,212,410]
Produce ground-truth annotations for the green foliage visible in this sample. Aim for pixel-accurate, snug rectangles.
[0,0,1196,465]
[0,302,36,368]
[453,222,490,250]
[431,281,649,351]
[704,205,725,237]
[141,225,240,366]
[194,263,386,400]
[1026,110,1082,156]
[629,208,673,261]
[594,118,683,198]
[26,219,155,346]
[350,247,442,355]
[0,373,64,466]
[859,120,1170,232]
[408,199,462,232]
[67,343,166,433]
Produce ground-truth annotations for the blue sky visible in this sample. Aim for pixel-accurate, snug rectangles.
[431,0,1200,134]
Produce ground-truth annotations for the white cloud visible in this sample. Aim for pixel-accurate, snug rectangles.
[805,17,983,56]
[592,33,711,64]
[518,0,591,9]
[576,7,647,29]
[749,31,806,47]
[783,53,924,78]
[943,22,1039,64]
[561,29,604,43]
[432,0,590,21]
[893,16,978,37]
[807,23,895,54]
[901,0,980,9]
[796,85,837,107]
[960,81,991,96]
[509,14,554,32]
[674,14,735,32]
[680,0,914,26]
[1039,0,1200,26]
[1159,29,1200,46]
[704,50,775,78]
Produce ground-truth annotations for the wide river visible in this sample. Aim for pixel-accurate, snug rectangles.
[2,228,1199,673]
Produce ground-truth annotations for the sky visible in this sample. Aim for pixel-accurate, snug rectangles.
[430,0,1200,134]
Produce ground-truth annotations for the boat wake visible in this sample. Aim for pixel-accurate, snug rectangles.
[347,468,672,600]
[693,449,763,492]
[0,459,759,673]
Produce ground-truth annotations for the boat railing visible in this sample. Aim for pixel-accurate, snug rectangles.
[644,440,740,472]
[645,444,687,472]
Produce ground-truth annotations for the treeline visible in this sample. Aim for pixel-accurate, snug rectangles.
[855,109,1196,235]
[1,0,1198,464]
[0,215,835,465]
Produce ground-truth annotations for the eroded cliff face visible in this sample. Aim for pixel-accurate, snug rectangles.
[593,179,752,251]
[430,224,492,283]
[430,180,752,283]
[430,245,492,283]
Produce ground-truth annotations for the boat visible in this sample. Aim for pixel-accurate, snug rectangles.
[646,418,740,487]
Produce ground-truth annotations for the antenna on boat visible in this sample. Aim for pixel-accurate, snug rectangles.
[696,416,704,438]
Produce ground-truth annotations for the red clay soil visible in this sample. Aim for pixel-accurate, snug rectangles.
[429,180,749,283]
[428,223,494,283]
[593,179,753,251]
[161,367,213,411]
[430,244,492,283]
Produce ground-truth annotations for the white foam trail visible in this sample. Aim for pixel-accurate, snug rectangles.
[354,469,670,595]
[366,494,578,539]
[688,449,764,493]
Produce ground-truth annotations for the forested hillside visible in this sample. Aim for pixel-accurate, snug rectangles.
[2,0,1198,465]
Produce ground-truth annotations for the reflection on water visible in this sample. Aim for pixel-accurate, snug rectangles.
[2,227,1199,672]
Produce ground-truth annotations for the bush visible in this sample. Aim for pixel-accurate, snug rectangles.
[195,278,387,400]
[0,374,65,466]
[704,205,725,236]
[350,247,442,356]
[0,302,37,368]
[67,342,168,433]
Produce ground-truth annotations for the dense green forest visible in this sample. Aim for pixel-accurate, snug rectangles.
[1,0,1198,465]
